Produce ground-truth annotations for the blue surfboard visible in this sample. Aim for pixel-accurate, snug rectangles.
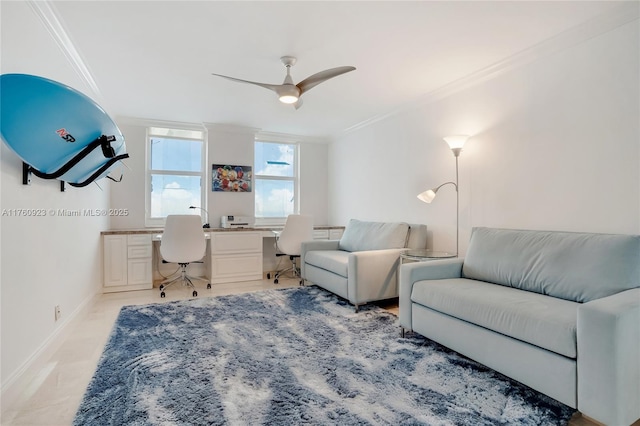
[0,74,128,186]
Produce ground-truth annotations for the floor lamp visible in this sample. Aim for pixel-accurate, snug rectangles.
[417,135,468,256]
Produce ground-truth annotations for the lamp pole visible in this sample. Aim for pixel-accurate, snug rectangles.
[448,143,464,257]
[454,151,460,257]
[417,136,468,257]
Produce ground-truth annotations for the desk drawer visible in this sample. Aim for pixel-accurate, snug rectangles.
[128,245,152,259]
[210,232,262,254]
[329,229,344,240]
[313,229,329,240]
[211,253,262,283]
[127,234,152,245]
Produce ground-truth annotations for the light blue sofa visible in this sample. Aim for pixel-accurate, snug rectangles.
[399,227,640,426]
[302,219,427,311]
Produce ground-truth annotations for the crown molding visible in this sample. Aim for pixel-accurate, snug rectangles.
[115,116,207,131]
[27,0,101,100]
[257,131,330,144]
[339,2,639,137]
[115,118,327,144]
[202,123,261,135]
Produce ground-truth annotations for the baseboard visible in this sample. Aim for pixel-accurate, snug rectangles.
[0,290,99,416]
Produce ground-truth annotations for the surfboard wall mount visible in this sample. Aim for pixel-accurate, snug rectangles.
[20,134,129,191]
[1,74,130,192]
[23,164,68,192]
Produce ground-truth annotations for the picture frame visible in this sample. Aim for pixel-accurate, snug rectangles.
[212,164,252,192]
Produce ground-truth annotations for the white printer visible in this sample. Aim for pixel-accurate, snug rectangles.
[220,215,255,228]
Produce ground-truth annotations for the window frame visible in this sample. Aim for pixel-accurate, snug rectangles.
[145,126,207,228]
[253,139,299,227]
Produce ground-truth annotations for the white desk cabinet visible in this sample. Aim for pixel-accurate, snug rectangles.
[313,229,329,239]
[329,228,344,240]
[313,228,345,240]
[103,234,153,292]
[101,226,344,290]
[210,231,263,284]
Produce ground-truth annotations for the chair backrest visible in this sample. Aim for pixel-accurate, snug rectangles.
[276,214,314,256]
[160,215,206,263]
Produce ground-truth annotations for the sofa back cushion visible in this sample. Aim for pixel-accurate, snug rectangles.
[406,224,428,249]
[338,219,409,252]
[462,227,640,303]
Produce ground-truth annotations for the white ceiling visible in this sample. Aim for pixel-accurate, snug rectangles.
[0,1,632,138]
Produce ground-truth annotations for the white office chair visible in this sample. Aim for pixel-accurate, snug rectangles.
[159,215,210,298]
[269,214,314,285]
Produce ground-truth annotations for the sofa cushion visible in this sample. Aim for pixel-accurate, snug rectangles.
[406,224,428,249]
[304,250,350,278]
[338,219,409,252]
[411,278,579,358]
[462,227,640,303]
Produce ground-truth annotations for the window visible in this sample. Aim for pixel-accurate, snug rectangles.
[146,126,206,227]
[254,140,298,225]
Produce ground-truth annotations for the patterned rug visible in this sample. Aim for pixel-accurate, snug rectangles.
[74,287,575,425]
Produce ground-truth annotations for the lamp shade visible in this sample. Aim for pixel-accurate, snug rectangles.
[417,189,437,203]
[443,135,469,150]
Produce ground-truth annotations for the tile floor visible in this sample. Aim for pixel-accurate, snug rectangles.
[1,277,302,426]
[1,277,603,426]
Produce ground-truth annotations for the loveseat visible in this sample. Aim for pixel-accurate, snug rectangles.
[301,219,427,311]
[399,227,640,426]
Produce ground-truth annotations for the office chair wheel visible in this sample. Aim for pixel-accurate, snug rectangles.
[299,279,304,286]
[192,290,198,297]
[159,284,165,291]
[274,278,279,284]
[160,291,166,298]
[207,283,211,289]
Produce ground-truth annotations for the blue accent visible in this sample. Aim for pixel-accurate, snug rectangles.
[0,74,127,184]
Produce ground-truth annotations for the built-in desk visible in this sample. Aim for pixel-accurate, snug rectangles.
[101,226,345,293]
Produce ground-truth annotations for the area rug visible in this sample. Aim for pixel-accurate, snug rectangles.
[74,287,575,425]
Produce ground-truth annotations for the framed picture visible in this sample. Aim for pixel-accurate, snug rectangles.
[212,164,252,192]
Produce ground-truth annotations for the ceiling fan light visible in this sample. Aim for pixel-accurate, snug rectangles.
[278,84,300,104]
[279,95,299,104]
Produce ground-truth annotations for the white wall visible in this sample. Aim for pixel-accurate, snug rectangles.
[329,20,640,255]
[300,142,329,226]
[0,143,109,392]
[206,124,258,222]
[0,0,113,397]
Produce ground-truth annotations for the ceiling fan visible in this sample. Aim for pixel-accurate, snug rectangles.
[211,56,355,109]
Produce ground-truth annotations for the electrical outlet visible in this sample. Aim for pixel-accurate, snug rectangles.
[54,305,61,321]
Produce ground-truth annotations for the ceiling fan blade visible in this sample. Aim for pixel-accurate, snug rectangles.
[293,98,303,110]
[296,66,356,95]
[211,73,282,93]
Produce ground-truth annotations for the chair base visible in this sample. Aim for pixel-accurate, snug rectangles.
[270,255,304,286]
[159,263,211,298]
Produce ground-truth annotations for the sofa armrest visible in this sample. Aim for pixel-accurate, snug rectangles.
[577,288,640,426]
[399,258,464,331]
[300,240,340,279]
[347,248,405,305]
